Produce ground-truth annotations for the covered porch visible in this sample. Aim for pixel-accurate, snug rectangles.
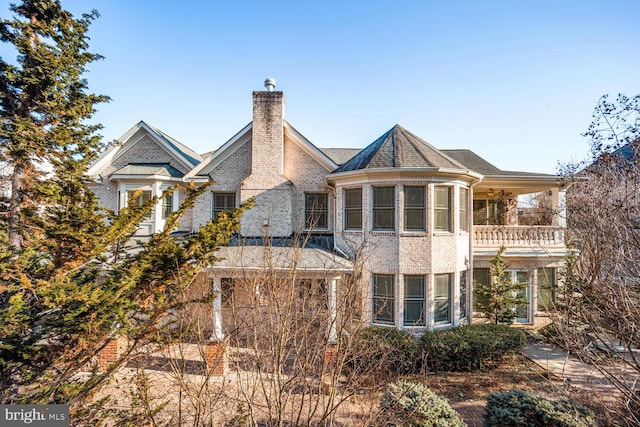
[472,175,568,250]
[202,244,355,376]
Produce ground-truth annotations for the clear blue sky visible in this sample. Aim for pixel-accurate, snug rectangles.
[2,1,639,174]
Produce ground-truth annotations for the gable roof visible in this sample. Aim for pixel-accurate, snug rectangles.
[88,121,202,178]
[186,120,338,180]
[333,124,468,173]
[145,123,203,166]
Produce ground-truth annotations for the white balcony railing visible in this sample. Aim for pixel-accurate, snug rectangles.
[473,225,565,247]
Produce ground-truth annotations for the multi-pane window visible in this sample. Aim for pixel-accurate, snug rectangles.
[434,273,452,324]
[373,186,395,230]
[460,270,468,319]
[305,193,328,230]
[434,186,452,231]
[473,268,491,310]
[515,271,531,323]
[212,192,236,219]
[473,199,503,225]
[220,277,234,305]
[459,188,469,232]
[404,186,426,231]
[128,189,152,219]
[344,188,362,230]
[162,192,173,220]
[537,268,556,312]
[404,275,425,326]
[373,274,394,324]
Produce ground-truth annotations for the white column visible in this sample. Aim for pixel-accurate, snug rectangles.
[551,188,567,227]
[211,277,225,341]
[153,181,163,233]
[328,277,339,343]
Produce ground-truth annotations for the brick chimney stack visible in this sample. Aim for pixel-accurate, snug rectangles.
[240,79,293,237]
[251,85,284,183]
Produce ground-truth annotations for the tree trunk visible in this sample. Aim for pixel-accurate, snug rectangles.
[8,164,25,252]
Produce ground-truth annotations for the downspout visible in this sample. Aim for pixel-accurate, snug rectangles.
[468,176,482,326]
[326,178,350,259]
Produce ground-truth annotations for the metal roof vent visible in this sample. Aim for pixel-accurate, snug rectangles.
[264,78,276,91]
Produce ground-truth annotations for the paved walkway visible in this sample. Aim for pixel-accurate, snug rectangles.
[522,342,621,397]
[453,341,624,427]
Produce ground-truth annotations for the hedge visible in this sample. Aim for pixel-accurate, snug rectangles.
[421,324,526,371]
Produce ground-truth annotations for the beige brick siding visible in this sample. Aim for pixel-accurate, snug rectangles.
[284,137,334,232]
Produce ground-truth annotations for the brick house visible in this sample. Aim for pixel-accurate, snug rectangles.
[88,81,568,340]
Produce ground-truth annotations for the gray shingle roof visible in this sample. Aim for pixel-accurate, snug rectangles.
[442,149,559,178]
[440,149,502,174]
[111,163,184,178]
[212,245,353,272]
[147,124,203,166]
[319,148,361,165]
[333,125,467,173]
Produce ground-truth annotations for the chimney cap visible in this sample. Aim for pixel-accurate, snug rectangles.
[264,78,276,91]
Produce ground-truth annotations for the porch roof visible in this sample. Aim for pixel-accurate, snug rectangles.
[111,163,185,178]
[208,246,354,274]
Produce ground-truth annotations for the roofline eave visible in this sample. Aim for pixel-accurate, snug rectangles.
[326,167,483,184]
[109,174,184,182]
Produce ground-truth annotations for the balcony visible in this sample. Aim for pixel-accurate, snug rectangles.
[473,225,566,248]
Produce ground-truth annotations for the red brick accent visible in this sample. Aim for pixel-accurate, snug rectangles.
[205,341,225,376]
[97,336,125,372]
[324,344,338,366]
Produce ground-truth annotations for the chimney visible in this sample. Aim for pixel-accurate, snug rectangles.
[251,78,284,183]
[240,79,293,237]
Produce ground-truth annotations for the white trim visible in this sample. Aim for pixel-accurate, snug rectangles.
[284,121,338,172]
[110,174,183,182]
[185,123,253,179]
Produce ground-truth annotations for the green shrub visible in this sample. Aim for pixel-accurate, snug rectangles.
[484,389,594,426]
[380,380,466,427]
[345,327,419,377]
[421,324,526,371]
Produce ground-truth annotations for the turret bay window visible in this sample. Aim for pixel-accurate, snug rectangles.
[404,186,426,231]
[372,274,394,324]
[434,273,452,324]
[459,188,469,232]
[305,193,328,230]
[212,192,236,219]
[434,186,452,231]
[403,275,425,326]
[373,186,395,231]
[344,188,362,230]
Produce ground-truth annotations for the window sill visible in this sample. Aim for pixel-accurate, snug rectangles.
[433,322,453,330]
[372,230,396,236]
[371,321,395,327]
[303,228,330,233]
[343,230,363,235]
[400,231,427,237]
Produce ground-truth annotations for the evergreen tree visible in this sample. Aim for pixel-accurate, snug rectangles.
[0,3,249,422]
[0,0,108,255]
[476,246,528,324]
